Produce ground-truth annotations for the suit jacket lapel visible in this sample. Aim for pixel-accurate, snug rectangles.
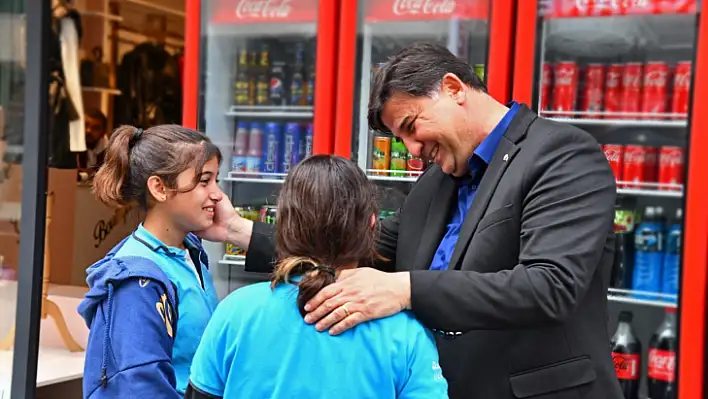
[411,171,456,271]
[446,106,537,271]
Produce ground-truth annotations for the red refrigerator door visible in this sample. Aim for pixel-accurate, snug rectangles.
[334,0,513,214]
[513,1,706,398]
[182,0,339,295]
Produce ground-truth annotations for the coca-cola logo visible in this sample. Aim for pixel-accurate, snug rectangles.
[555,67,576,85]
[606,71,621,88]
[604,148,621,163]
[645,70,668,87]
[235,0,292,19]
[623,73,641,89]
[393,0,456,15]
[649,349,676,378]
[674,71,691,89]
[624,148,646,164]
[660,150,683,166]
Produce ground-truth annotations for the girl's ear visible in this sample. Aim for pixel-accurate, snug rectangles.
[370,213,376,229]
[147,175,167,203]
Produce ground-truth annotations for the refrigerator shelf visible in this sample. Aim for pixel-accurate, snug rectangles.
[225,171,287,184]
[542,115,688,128]
[366,169,423,183]
[607,288,678,309]
[226,105,314,119]
[219,254,246,266]
[616,181,683,198]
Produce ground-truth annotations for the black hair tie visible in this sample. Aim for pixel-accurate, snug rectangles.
[128,128,143,150]
[311,265,336,278]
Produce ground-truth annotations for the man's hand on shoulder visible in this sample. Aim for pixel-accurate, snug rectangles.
[303,268,411,335]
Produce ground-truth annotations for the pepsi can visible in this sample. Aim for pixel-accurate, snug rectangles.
[281,123,302,173]
[246,123,263,174]
[261,122,282,174]
[304,123,313,158]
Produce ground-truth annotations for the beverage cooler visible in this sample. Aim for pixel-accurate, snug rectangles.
[512,1,708,398]
[182,0,340,295]
[333,0,514,216]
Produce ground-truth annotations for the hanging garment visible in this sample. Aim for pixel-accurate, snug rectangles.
[58,11,86,152]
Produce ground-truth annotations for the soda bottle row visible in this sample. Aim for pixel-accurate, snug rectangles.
[602,144,684,190]
[225,205,277,256]
[233,40,316,107]
[371,136,426,177]
[542,60,692,119]
[611,204,682,301]
[232,121,314,176]
[611,309,677,399]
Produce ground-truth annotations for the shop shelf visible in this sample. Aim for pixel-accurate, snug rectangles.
[366,169,422,183]
[82,86,121,95]
[224,171,287,184]
[219,254,246,266]
[616,181,683,198]
[226,105,314,119]
[607,287,678,309]
[541,111,688,128]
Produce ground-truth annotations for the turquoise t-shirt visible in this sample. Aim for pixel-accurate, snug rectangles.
[114,224,219,394]
[189,280,449,398]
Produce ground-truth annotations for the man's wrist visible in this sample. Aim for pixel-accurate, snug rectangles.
[226,217,254,250]
[395,272,412,310]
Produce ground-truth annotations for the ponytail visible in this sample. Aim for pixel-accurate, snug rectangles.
[92,126,137,208]
[271,256,337,317]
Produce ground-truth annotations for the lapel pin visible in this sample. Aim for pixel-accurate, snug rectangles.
[503,153,509,162]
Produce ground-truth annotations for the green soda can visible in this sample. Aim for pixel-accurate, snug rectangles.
[390,139,408,177]
[474,64,485,81]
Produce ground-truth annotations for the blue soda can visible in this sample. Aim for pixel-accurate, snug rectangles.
[304,123,313,158]
[281,123,302,173]
[246,122,263,174]
[261,122,282,174]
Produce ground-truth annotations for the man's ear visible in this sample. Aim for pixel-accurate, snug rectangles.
[147,175,168,203]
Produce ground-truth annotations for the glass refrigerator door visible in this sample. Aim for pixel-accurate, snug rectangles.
[196,0,332,296]
[348,0,495,214]
[516,1,705,398]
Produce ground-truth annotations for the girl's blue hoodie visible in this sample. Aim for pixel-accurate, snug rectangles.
[77,225,219,398]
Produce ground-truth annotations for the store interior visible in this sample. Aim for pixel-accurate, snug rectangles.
[0,0,187,397]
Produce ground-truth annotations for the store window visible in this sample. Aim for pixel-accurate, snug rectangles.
[0,0,26,395]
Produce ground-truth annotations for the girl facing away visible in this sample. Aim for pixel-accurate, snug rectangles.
[187,155,449,399]
[77,125,223,398]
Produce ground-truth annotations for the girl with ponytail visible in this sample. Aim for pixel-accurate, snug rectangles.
[188,155,448,399]
[77,124,223,398]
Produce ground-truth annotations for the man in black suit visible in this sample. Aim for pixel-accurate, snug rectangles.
[202,43,622,399]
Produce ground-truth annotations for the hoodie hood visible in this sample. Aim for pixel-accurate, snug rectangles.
[78,235,174,328]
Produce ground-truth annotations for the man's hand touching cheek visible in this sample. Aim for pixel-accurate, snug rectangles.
[303,268,411,335]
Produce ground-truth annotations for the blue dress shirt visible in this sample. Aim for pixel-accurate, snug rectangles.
[429,102,521,271]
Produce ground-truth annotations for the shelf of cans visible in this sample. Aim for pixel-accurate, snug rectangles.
[228,121,314,183]
[602,144,684,198]
[538,60,691,126]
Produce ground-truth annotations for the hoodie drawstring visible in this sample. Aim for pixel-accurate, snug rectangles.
[101,282,114,389]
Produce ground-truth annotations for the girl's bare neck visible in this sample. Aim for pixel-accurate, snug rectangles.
[143,211,187,249]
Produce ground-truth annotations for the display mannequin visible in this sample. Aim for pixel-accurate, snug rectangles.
[48,0,86,168]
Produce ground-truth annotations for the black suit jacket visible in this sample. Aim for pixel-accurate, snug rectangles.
[244,105,623,399]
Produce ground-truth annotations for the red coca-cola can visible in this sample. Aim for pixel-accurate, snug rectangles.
[671,61,692,120]
[621,63,643,119]
[582,64,605,118]
[604,64,624,119]
[623,145,657,189]
[641,61,670,119]
[658,146,684,190]
[552,61,579,117]
[603,144,624,182]
[541,62,552,112]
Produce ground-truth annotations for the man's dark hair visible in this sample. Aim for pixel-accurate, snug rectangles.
[368,42,487,134]
[85,107,108,131]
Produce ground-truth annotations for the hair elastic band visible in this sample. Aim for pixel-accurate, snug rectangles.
[311,265,336,278]
[128,127,143,149]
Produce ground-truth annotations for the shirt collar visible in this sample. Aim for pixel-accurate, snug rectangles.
[133,223,194,257]
[469,101,521,168]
